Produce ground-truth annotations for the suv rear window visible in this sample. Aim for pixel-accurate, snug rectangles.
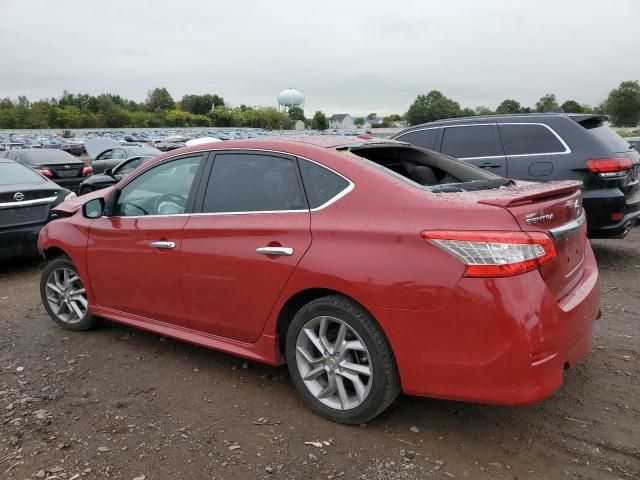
[498,124,566,155]
[440,125,500,158]
[579,121,632,153]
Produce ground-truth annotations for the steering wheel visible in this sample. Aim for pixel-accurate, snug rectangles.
[154,193,187,214]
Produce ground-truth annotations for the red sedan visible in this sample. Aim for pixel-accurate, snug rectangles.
[38,136,600,424]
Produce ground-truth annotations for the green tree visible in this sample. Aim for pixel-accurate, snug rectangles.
[180,94,224,115]
[535,94,559,113]
[461,107,476,117]
[474,106,494,115]
[605,81,640,127]
[405,90,462,125]
[354,117,365,126]
[560,100,584,113]
[311,111,329,130]
[366,113,377,120]
[145,87,175,111]
[287,105,305,121]
[383,114,402,123]
[496,99,522,114]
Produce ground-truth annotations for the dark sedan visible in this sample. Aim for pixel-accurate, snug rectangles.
[78,156,154,195]
[0,159,72,260]
[85,137,160,174]
[0,149,92,192]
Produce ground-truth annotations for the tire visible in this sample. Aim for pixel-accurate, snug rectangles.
[285,294,400,424]
[40,256,98,331]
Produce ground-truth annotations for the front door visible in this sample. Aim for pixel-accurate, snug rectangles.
[180,151,312,343]
[86,154,205,326]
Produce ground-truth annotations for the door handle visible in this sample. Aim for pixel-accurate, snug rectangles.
[256,246,294,256]
[480,162,502,168]
[150,241,176,249]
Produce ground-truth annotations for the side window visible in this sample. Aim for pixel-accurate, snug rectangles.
[111,149,127,160]
[298,159,350,209]
[396,129,438,150]
[96,150,112,160]
[499,124,566,155]
[115,158,141,176]
[440,125,500,158]
[113,155,202,217]
[203,153,306,213]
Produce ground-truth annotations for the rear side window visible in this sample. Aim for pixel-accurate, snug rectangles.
[440,125,500,158]
[498,124,566,155]
[298,159,350,209]
[203,153,306,213]
[396,129,438,150]
[583,124,632,153]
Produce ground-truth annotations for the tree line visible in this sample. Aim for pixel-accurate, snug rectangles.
[0,88,330,130]
[1,80,639,130]
[405,81,640,127]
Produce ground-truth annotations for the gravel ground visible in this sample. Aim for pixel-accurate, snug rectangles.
[1,231,639,480]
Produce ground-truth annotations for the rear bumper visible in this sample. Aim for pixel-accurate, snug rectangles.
[372,244,600,405]
[583,188,640,238]
[0,223,45,260]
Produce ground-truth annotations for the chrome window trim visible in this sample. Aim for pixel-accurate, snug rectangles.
[107,147,354,218]
[0,196,57,208]
[549,213,587,240]
[395,122,571,159]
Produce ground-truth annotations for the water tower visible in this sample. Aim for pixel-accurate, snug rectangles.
[277,88,305,113]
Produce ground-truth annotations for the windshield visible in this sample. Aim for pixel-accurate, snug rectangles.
[0,162,45,185]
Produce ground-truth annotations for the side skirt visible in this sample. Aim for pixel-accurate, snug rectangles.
[90,306,284,365]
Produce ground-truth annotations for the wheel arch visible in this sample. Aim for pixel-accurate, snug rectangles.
[275,287,383,356]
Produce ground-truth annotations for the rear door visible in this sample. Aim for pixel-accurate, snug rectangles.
[498,123,570,180]
[438,124,508,176]
[180,151,312,343]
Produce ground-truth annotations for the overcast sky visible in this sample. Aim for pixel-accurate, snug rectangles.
[1,0,638,116]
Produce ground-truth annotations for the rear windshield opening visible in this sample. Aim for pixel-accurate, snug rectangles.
[345,144,513,192]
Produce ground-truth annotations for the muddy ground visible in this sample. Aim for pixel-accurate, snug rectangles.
[1,231,639,480]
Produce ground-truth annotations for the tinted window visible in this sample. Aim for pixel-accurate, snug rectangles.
[96,150,112,160]
[499,124,565,155]
[441,125,500,158]
[0,162,45,185]
[298,159,349,209]
[203,153,306,213]
[396,129,438,149]
[114,155,202,216]
[584,125,632,153]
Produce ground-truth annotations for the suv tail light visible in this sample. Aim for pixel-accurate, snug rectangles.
[421,231,556,277]
[586,158,633,178]
[82,166,93,176]
[39,168,53,177]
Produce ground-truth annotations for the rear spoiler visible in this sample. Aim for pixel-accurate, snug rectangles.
[569,114,608,127]
[477,180,582,207]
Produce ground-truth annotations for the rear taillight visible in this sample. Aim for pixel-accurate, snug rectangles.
[39,168,53,177]
[421,231,556,277]
[82,166,93,176]
[586,158,633,178]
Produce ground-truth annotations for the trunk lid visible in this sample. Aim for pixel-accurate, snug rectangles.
[461,180,587,300]
[40,162,85,179]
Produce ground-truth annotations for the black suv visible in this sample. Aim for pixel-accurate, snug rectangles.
[392,114,640,238]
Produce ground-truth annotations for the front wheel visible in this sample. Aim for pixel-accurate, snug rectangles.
[285,294,400,424]
[40,257,98,331]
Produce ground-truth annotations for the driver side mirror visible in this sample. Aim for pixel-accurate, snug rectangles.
[104,168,115,177]
[83,198,104,218]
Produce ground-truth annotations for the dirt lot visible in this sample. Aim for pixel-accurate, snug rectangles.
[1,232,639,480]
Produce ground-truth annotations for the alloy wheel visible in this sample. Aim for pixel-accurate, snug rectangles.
[44,268,88,324]
[295,315,373,410]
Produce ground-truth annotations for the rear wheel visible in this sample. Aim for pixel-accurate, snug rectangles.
[40,257,97,331]
[285,294,400,424]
